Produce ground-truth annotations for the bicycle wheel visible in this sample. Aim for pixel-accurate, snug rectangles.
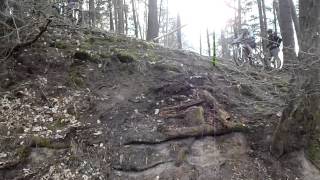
[233,45,246,66]
[270,56,282,69]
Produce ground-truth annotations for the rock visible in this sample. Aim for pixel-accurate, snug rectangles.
[74,51,91,61]
[184,106,205,126]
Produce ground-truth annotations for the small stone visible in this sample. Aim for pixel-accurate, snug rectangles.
[97,120,101,124]
[154,109,160,115]
[0,153,7,158]
[93,131,102,136]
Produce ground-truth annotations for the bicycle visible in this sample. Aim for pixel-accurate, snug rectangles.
[232,40,282,70]
[232,40,264,69]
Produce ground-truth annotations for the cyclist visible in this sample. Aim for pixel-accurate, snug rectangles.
[233,28,256,60]
[266,29,282,60]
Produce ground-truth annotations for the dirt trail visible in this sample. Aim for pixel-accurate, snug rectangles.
[0,28,319,180]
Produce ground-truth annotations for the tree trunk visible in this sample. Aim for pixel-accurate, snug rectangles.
[200,33,202,56]
[272,0,320,168]
[261,0,268,31]
[289,0,300,46]
[124,0,128,34]
[146,0,159,41]
[108,0,114,32]
[278,0,296,63]
[113,0,118,32]
[89,0,96,27]
[176,13,182,49]
[206,29,211,57]
[117,0,124,34]
[131,0,138,38]
[257,0,268,54]
[273,0,278,34]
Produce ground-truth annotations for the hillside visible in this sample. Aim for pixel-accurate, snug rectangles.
[0,27,319,180]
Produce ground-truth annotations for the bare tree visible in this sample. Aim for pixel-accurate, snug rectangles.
[257,0,267,53]
[176,13,182,49]
[117,0,124,34]
[199,33,202,56]
[278,0,296,62]
[289,0,300,45]
[206,29,211,57]
[108,0,114,31]
[273,0,278,34]
[272,0,320,167]
[131,0,138,38]
[89,0,96,27]
[146,0,159,41]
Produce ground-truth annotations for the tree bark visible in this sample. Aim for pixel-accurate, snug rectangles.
[146,0,159,41]
[273,0,278,34]
[278,0,296,63]
[200,33,202,56]
[117,0,124,34]
[89,0,96,27]
[124,0,128,34]
[131,0,138,38]
[206,29,211,57]
[272,0,320,168]
[113,0,118,32]
[289,0,300,46]
[108,0,114,32]
[177,13,182,49]
[257,0,268,54]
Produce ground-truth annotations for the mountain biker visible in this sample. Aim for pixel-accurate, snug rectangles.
[266,29,282,59]
[233,28,256,59]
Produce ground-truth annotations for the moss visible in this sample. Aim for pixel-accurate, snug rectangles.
[31,136,51,148]
[16,146,31,160]
[30,136,69,149]
[54,41,68,49]
[67,66,85,88]
[48,119,68,130]
[175,148,188,166]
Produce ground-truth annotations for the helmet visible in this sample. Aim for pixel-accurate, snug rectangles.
[267,29,273,34]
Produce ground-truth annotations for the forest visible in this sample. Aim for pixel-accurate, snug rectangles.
[0,0,320,179]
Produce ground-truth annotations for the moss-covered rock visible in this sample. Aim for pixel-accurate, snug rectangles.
[185,106,205,126]
[16,146,31,160]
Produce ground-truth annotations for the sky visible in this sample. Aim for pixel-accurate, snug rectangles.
[168,0,235,52]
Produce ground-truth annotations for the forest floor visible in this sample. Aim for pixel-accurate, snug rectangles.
[0,27,319,180]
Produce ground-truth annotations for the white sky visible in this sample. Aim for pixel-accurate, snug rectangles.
[168,0,235,52]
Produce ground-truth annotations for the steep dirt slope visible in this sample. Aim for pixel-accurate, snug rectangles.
[0,28,319,180]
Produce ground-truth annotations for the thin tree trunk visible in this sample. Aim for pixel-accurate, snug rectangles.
[177,13,182,49]
[257,0,268,54]
[146,0,159,41]
[108,0,114,32]
[89,0,95,27]
[273,0,278,34]
[200,33,202,56]
[131,0,138,38]
[206,29,211,57]
[113,0,118,33]
[289,0,300,46]
[117,0,124,34]
[278,0,296,62]
[158,0,163,25]
[124,0,128,34]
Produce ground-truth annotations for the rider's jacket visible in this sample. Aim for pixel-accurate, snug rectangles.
[267,33,282,50]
